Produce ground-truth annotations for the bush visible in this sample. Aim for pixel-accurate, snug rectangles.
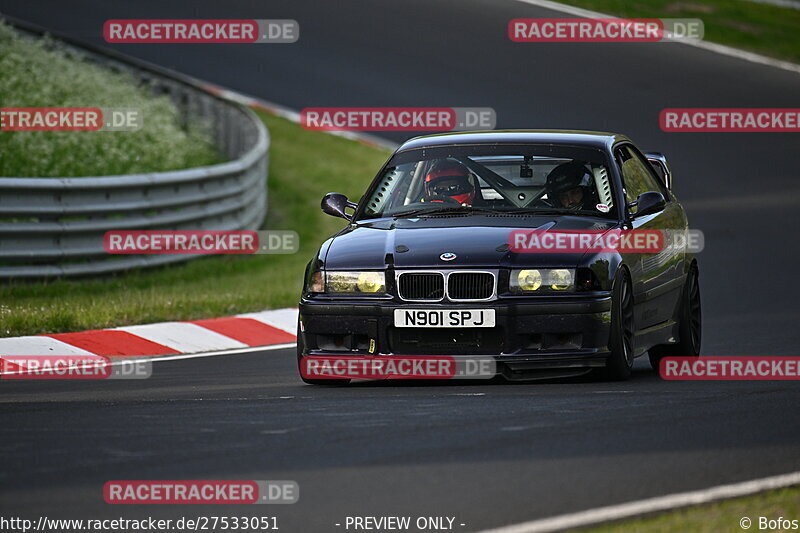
[0,21,221,177]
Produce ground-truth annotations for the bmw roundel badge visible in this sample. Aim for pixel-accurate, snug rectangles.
[440,252,457,261]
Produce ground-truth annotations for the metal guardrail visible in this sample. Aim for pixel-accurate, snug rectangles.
[0,16,269,278]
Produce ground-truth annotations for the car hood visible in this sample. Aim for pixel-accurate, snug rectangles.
[323,215,617,269]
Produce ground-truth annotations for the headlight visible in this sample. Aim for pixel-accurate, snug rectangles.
[325,271,386,294]
[516,269,542,291]
[548,269,573,290]
[357,272,384,293]
[510,269,575,292]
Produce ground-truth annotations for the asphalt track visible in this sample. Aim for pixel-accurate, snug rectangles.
[1,0,799,531]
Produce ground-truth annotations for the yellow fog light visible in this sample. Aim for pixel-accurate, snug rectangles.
[357,272,385,293]
[517,269,542,291]
[549,269,574,290]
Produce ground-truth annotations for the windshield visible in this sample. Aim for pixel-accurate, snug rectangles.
[358,144,617,220]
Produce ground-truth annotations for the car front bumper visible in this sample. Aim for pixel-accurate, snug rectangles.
[298,295,613,376]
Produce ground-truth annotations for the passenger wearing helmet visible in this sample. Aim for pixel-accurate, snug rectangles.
[423,160,476,205]
[545,161,597,211]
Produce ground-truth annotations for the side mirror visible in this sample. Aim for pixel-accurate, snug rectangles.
[644,151,672,189]
[321,192,356,221]
[629,191,666,218]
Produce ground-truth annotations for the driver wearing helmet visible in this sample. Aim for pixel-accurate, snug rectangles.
[423,160,476,205]
[545,161,597,211]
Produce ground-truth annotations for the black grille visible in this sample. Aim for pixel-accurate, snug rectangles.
[448,272,494,300]
[398,272,444,300]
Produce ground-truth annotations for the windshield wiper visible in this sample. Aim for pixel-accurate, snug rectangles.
[421,206,499,216]
[389,207,443,218]
[390,206,497,218]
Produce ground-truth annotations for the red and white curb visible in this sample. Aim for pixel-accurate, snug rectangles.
[0,308,299,359]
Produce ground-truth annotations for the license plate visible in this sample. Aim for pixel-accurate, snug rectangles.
[394,309,495,328]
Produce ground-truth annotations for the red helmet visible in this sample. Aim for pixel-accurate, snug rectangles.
[424,161,475,205]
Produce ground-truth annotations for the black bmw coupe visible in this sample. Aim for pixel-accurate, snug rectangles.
[298,130,701,383]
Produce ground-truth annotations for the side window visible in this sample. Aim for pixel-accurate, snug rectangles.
[615,145,665,206]
[364,163,413,214]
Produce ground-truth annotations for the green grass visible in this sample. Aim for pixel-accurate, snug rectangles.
[0,20,219,177]
[581,486,800,533]
[0,111,390,337]
[553,0,800,63]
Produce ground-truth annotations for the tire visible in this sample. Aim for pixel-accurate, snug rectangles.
[296,320,350,386]
[649,264,701,370]
[598,268,635,381]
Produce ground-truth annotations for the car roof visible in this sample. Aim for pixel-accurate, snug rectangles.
[396,130,629,152]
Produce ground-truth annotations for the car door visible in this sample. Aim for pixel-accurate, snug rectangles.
[614,143,686,336]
